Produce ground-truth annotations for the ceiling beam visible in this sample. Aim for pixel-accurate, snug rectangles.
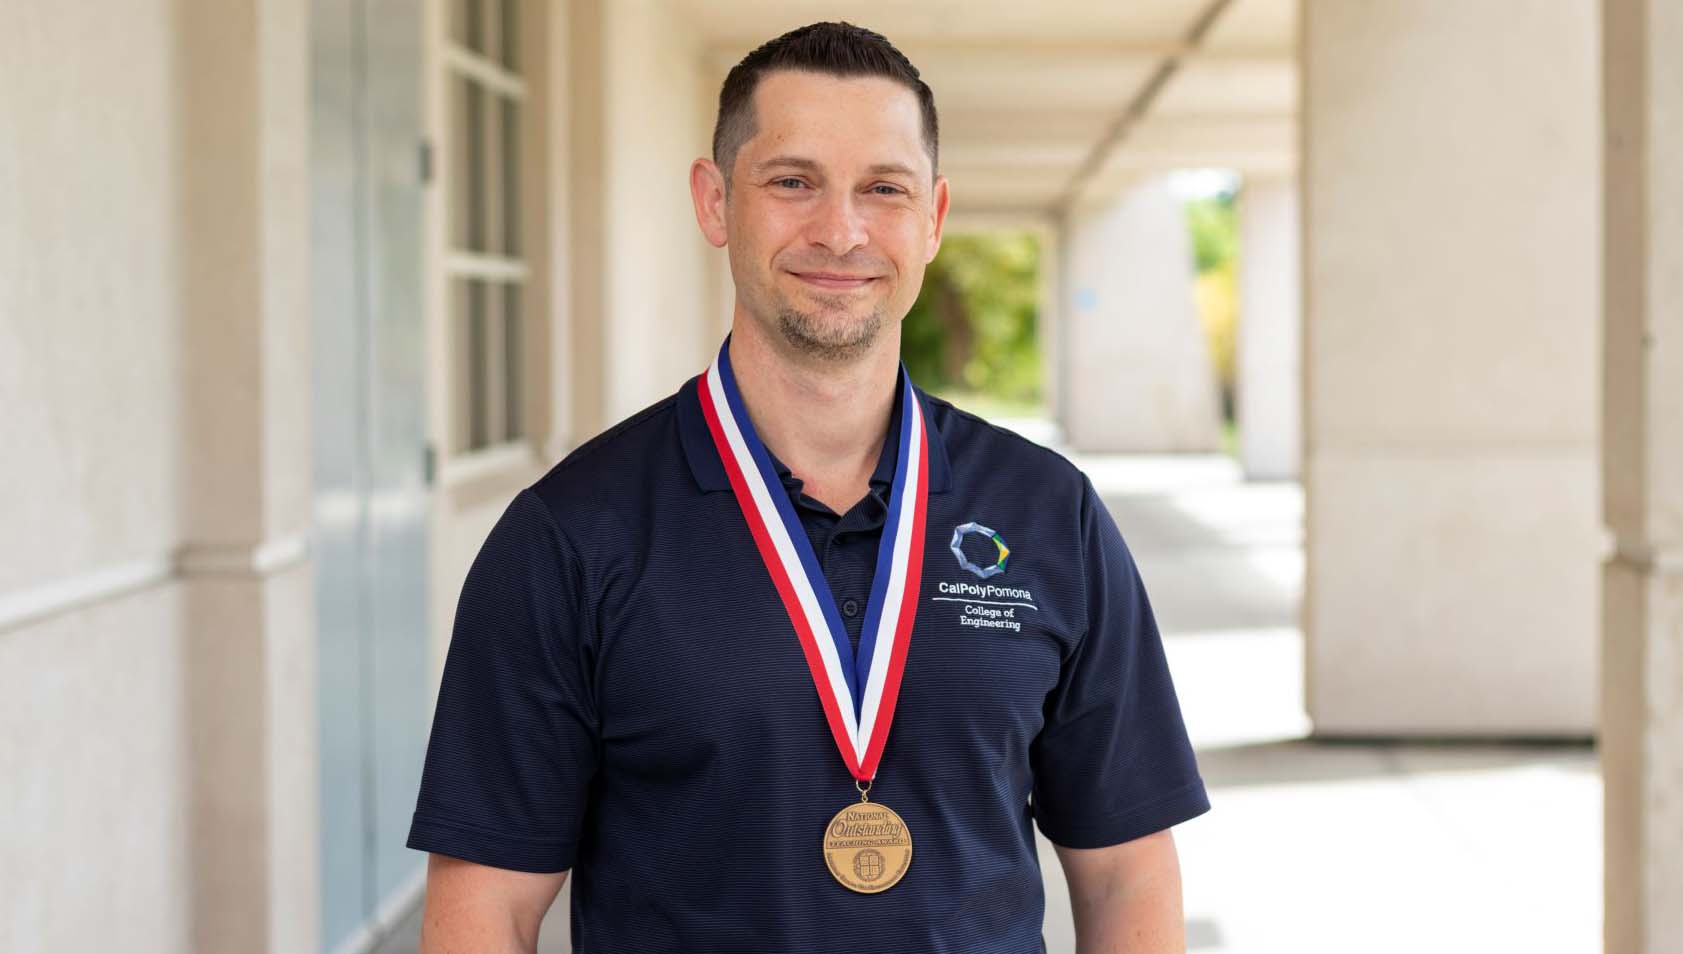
[1052,0,1240,214]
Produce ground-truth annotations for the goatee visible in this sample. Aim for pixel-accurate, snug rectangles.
[776,306,884,363]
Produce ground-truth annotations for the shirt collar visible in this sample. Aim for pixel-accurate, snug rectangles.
[676,370,953,495]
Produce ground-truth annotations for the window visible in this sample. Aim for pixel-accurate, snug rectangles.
[447,0,526,455]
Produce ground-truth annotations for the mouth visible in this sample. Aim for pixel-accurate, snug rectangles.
[788,271,880,291]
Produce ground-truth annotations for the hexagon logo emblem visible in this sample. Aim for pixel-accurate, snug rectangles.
[950,522,1010,579]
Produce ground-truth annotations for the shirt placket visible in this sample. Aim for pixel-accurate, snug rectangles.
[789,484,889,656]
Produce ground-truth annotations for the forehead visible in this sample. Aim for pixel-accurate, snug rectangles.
[741,69,928,173]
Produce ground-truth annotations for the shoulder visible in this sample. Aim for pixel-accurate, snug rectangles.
[919,388,1092,505]
[519,386,690,536]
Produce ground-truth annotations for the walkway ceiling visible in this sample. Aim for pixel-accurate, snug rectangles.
[681,0,1298,221]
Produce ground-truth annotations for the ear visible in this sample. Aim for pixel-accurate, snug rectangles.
[690,158,730,249]
[925,174,951,263]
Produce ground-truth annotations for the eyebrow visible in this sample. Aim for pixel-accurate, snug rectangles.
[751,155,921,180]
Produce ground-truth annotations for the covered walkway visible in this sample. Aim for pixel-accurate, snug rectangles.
[7,1,1674,949]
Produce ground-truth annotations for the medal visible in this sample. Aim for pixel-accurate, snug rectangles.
[823,784,912,893]
[697,336,929,894]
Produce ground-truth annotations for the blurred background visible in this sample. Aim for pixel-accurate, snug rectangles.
[2,1,1677,952]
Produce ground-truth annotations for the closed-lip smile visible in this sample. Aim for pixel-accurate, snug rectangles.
[790,271,879,289]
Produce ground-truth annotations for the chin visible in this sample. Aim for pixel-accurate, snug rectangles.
[774,308,885,362]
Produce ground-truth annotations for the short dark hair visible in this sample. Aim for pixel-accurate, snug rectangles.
[711,21,939,191]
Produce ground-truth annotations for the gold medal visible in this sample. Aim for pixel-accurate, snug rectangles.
[823,782,912,893]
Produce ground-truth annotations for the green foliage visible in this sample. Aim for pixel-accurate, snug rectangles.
[1196,258,1237,410]
[1187,189,1239,271]
[901,232,1041,404]
[898,190,1238,420]
[1185,188,1240,421]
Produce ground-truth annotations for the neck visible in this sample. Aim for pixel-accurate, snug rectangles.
[726,312,900,514]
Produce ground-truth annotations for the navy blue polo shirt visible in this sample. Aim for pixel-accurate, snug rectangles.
[407,370,1210,953]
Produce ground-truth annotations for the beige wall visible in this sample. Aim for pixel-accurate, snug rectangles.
[0,588,192,952]
[0,2,183,598]
[1302,0,1602,735]
[602,0,719,421]
[1,1,317,951]
[557,0,717,442]
[0,4,192,950]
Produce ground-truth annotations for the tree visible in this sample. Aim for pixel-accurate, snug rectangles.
[902,232,1041,404]
[1185,188,1240,422]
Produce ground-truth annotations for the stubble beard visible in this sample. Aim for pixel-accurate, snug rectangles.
[774,299,886,364]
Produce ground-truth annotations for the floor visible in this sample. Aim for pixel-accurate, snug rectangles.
[374,446,1601,953]
[1085,454,1600,954]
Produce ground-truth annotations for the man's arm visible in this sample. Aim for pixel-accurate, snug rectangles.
[1054,828,1186,954]
[418,854,568,954]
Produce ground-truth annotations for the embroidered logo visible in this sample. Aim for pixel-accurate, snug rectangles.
[950,522,1010,579]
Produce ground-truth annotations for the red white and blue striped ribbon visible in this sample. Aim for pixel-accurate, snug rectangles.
[696,337,929,782]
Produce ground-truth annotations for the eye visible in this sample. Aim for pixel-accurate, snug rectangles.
[871,184,905,196]
[773,177,808,190]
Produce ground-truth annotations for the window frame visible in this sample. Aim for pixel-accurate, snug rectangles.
[426,0,555,492]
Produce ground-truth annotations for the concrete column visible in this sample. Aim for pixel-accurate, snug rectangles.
[175,0,318,950]
[566,0,714,433]
[1059,175,1222,453]
[564,0,611,440]
[1301,1,1601,734]
[1602,2,1683,950]
[1236,175,1301,480]
[601,0,713,420]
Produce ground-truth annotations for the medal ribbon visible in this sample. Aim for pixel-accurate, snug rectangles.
[696,337,929,782]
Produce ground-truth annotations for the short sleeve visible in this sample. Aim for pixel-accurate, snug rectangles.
[406,487,599,873]
[1029,474,1210,848]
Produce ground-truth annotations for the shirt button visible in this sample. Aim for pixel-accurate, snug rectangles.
[842,598,859,618]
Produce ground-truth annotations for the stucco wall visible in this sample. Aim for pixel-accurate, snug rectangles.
[1302,0,1601,735]
[602,0,718,422]
[0,3,192,950]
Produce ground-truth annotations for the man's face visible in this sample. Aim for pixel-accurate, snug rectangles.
[702,70,949,363]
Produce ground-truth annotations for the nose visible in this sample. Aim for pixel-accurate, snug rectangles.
[805,188,869,258]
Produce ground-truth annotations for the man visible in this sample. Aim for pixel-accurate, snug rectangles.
[408,21,1209,954]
